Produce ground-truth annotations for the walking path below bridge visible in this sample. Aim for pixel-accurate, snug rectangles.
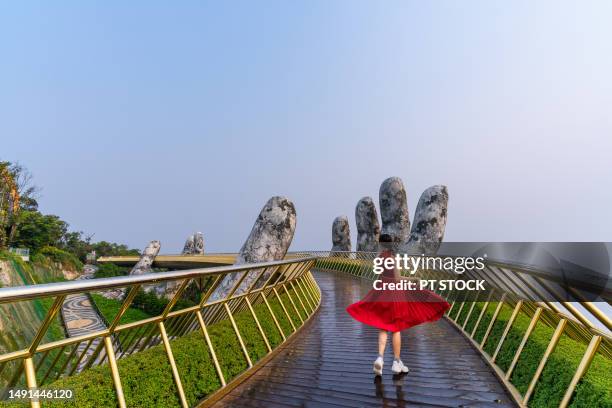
[60,265,109,371]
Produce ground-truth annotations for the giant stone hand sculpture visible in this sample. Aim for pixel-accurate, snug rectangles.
[209,196,296,301]
[130,240,161,276]
[101,240,161,300]
[331,216,351,252]
[130,240,176,298]
[379,177,410,244]
[356,197,380,252]
[193,232,205,254]
[182,234,195,254]
[182,232,205,255]
[405,185,449,255]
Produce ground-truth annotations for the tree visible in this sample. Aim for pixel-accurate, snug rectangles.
[11,211,69,252]
[60,230,92,261]
[89,241,140,258]
[0,161,40,248]
[1,159,140,263]
[0,161,20,247]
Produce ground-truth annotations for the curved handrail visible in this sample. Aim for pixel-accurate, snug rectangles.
[0,256,318,303]
[0,256,321,408]
[303,250,610,408]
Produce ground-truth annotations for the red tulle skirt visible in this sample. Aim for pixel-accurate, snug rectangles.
[346,278,450,332]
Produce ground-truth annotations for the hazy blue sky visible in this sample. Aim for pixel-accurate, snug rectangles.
[1,1,611,253]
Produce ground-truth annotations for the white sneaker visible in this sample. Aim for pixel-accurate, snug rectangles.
[373,356,384,376]
[391,359,409,374]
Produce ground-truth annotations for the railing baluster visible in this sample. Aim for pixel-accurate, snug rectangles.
[470,291,494,338]
[195,310,226,386]
[523,318,567,404]
[223,303,253,367]
[491,300,523,362]
[104,336,126,408]
[283,284,305,323]
[136,324,158,353]
[29,295,66,354]
[559,335,602,408]
[109,285,141,331]
[302,274,319,306]
[505,307,542,379]
[118,324,147,358]
[39,345,66,385]
[479,295,507,350]
[288,281,310,318]
[461,293,479,330]
[294,278,315,312]
[23,357,40,408]
[244,297,272,352]
[34,349,50,371]
[82,339,105,371]
[271,287,297,332]
[453,299,466,322]
[260,291,287,340]
[309,273,322,303]
[68,338,94,375]
[158,322,188,408]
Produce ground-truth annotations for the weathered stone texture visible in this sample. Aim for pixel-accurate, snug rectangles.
[331,216,351,252]
[130,240,161,276]
[193,232,204,254]
[210,196,296,301]
[379,177,410,244]
[355,197,380,252]
[406,185,449,255]
[182,232,205,255]
[99,240,161,300]
[182,235,195,254]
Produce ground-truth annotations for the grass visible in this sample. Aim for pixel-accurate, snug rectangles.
[90,293,152,325]
[89,293,154,346]
[0,285,316,408]
[93,263,129,279]
[37,297,67,341]
[451,301,611,408]
[0,252,72,391]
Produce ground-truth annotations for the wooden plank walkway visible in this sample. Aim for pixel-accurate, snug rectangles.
[214,271,515,408]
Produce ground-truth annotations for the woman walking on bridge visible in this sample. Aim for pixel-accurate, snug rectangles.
[346,234,450,376]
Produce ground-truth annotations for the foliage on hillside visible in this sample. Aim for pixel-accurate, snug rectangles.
[90,293,152,325]
[0,253,69,389]
[34,246,83,272]
[0,159,139,265]
[94,263,129,279]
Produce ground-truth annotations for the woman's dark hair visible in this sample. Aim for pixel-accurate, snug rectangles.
[379,234,393,243]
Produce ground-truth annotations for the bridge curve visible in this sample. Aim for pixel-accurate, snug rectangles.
[210,270,514,408]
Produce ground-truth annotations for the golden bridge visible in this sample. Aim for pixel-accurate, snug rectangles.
[0,252,609,408]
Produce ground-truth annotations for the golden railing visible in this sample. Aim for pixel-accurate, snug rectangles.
[0,256,321,408]
[303,250,611,408]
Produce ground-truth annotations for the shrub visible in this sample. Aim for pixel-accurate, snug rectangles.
[38,246,83,272]
[131,289,196,316]
[90,294,152,325]
[94,263,129,279]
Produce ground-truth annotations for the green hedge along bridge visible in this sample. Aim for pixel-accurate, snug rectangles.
[0,252,610,408]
